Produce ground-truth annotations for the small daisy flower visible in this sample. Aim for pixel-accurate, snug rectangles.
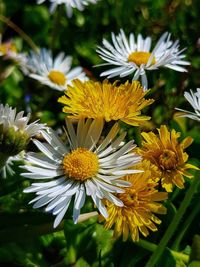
[138,125,198,192]
[58,79,154,126]
[0,35,27,64]
[101,160,168,242]
[22,119,141,227]
[0,40,17,57]
[1,154,24,179]
[37,0,99,17]
[0,103,45,177]
[0,103,44,138]
[26,48,87,91]
[96,30,189,89]
[176,88,200,121]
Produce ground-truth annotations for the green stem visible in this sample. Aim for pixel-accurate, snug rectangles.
[115,1,123,27]
[172,202,200,251]
[65,245,77,265]
[137,239,189,263]
[137,239,157,252]
[145,171,200,267]
[0,15,38,52]
[170,187,180,202]
[50,5,62,50]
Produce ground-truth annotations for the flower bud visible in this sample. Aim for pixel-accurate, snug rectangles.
[0,103,45,177]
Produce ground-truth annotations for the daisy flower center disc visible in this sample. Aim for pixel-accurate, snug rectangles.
[159,149,178,170]
[48,70,66,86]
[0,43,17,55]
[62,148,99,181]
[128,51,156,66]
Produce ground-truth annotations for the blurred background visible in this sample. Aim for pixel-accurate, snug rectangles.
[0,0,200,266]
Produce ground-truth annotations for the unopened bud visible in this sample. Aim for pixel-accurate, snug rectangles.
[0,125,30,156]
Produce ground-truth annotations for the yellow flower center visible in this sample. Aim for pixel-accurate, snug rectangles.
[0,43,17,55]
[128,51,156,66]
[48,70,66,86]
[159,149,178,170]
[62,148,99,181]
[118,189,139,207]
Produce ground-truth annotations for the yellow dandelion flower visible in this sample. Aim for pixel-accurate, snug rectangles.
[135,159,161,185]
[138,125,198,192]
[101,160,168,242]
[58,79,154,126]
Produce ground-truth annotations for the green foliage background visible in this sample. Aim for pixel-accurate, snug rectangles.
[0,0,200,266]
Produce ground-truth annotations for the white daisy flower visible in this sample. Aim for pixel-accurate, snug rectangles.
[0,103,45,136]
[0,103,45,177]
[22,119,142,227]
[25,48,87,91]
[0,35,17,58]
[0,35,27,65]
[96,30,190,89]
[37,0,99,17]
[175,88,200,121]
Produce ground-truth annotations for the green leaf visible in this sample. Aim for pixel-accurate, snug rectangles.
[63,219,114,266]
[155,248,176,267]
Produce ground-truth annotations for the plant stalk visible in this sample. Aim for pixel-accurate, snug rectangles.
[145,171,200,267]
[137,239,189,263]
[172,202,200,250]
[0,15,38,52]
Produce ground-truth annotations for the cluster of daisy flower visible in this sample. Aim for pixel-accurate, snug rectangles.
[0,0,199,244]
